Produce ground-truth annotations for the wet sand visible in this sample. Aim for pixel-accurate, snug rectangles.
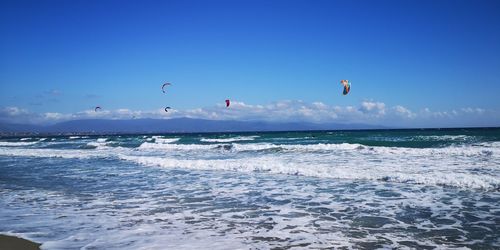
[0,234,41,250]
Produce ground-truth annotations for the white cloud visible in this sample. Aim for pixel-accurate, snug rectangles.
[0,107,33,123]
[312,102,327,109]
[0,101,497,128]
[461,107,485,114]
[43,112,69,121]
[359,101,386,116]
[393,105,416,119]
[1,107,29,116]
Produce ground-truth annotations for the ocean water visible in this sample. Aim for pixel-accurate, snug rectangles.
[0,128,499,249]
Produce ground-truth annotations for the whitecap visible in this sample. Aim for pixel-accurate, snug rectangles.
[200,136,259,143]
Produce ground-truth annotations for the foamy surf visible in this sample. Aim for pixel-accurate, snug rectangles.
[117,153,499,190]
[1,129,499,249]
[0,141,41,146]
[0,136,498,190]
[200,136,259,143]
[153,137,180,144]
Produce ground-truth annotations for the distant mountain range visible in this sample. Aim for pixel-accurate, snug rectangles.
[0,118,386,135]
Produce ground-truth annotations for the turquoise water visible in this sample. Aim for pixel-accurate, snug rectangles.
[0,128,499,249]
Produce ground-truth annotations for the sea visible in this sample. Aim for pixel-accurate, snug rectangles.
[0,128,499,249]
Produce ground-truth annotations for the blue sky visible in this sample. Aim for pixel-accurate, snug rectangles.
[1,0,499,127]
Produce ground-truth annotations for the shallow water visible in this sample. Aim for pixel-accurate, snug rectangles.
[1,128,499,249]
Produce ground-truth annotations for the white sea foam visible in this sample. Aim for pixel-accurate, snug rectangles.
[411,135,472,141]
[154,138,180,144]
[135,140,499,158]
[118,153,500,190]
[86,137,134,149]
[135,142,370,153]
[200,136,259,143]
[68,136,89,139]
[86,142,107,149]
[1,133,499,249]
[0,141,39,146]
[1,138,499,190]
[138,142,210,151]
[0,153,498,249]
[86,139,110,149]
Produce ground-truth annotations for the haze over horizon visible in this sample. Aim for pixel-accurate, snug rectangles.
[1,0,499,128]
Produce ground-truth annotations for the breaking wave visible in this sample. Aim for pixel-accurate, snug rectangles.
[1,137,498,190]
[200,136,259,143]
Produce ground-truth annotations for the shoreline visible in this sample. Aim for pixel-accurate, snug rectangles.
[0,234,41,250]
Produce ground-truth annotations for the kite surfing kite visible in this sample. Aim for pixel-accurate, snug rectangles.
[225,99,230,108]
[94,106,102,112]
[164,107,171,112]
[161,82,171,93]
[340,80,351,95]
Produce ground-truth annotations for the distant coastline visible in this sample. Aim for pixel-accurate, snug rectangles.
[1,117,388,136]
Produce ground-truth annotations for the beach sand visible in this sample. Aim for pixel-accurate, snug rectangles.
[0,234,41,250]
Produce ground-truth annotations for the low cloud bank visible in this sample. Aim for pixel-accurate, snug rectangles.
[1,100,498,128]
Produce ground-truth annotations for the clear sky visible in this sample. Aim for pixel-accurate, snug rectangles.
[1,0,499,127]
